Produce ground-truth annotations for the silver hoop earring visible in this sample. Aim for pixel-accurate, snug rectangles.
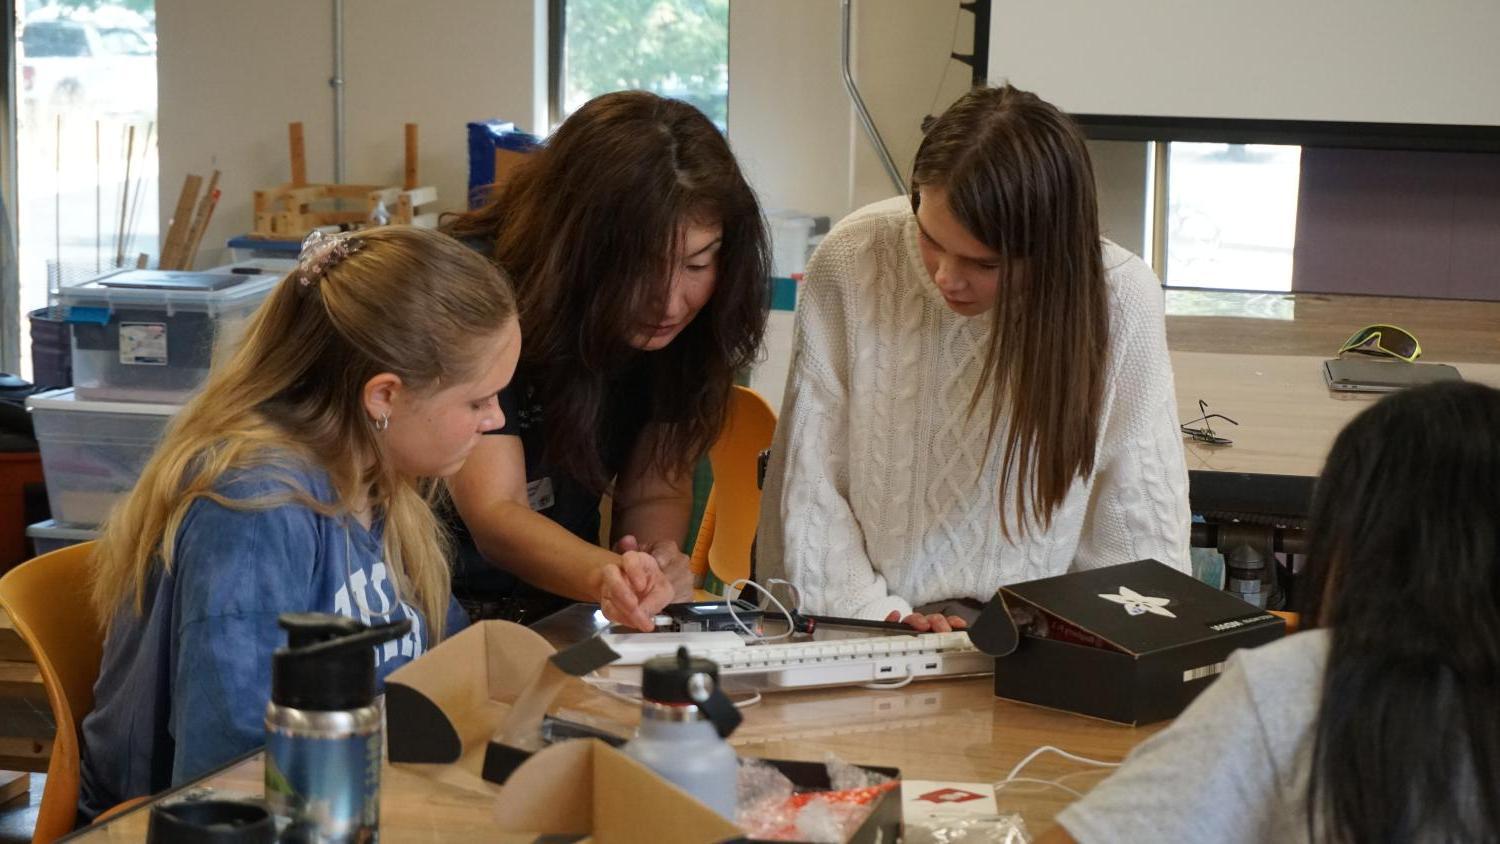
[374,412,390,432]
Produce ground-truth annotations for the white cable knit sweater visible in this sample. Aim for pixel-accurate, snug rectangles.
[757,197,1190,619]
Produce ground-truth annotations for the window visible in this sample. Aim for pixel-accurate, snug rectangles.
[1163,142,1302,292]
[11,1,158,380]
[554,0,729,128]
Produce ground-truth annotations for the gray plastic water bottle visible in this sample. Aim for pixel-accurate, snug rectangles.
[264,613,411,843]
[623,647,743,819]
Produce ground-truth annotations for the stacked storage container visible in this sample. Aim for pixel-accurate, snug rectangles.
[25,260,292,555]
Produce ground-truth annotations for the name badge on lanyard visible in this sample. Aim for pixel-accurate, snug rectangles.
[527,477,556,512]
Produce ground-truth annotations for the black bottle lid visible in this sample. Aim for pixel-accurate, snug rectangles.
[641,647,720,705]
[147,799,275,844]
[640,647,743,738]
[271,613,411,711]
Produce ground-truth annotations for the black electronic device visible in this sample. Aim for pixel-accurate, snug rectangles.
[1323,357,1461,393]
[662,599,763,633]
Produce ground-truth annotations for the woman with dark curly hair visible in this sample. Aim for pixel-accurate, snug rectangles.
[443,91,770,631]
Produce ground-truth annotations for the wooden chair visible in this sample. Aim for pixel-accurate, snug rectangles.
[0,542,102,843]
[690,386,778,593]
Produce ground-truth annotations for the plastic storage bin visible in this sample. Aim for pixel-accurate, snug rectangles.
[27,389,179,525]
[61,262,285,403]
[26,519,97,557]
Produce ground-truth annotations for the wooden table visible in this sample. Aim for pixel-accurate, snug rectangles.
[1165,289,1500,364]
[1173,351,1500,479]
[65,606,1166,841]
[1165,290,1500,516]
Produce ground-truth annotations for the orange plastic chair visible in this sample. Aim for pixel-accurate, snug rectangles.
[690,386,778,593]
[0,542,103,843]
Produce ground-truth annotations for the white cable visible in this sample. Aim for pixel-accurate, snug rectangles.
[994,777,1085,799]
[726,577,795,641]
[861,668,915,691]
[1004,745,1122,783]
[986,745,1123,808]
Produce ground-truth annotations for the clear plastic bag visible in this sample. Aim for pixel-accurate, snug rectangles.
[735,754,897,842]
[905,813,1032,844]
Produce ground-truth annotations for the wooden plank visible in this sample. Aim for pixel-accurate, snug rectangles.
[404,123,419,190]
[159,173,202,270]
[0,759,46,775]
[365,187,402,207]
[0,735,50,774]
[281,185,334,207]
[0,607,31,661]
[272,211,303,235]
[0,633,31,663]
[401,185,438,208]
[0,771,28,808]
[304,210,368,226]
[394,194,414,225]
[0,662,44,701]
[179,170,221,270]
[288,122,307,187]
[323,183,384,200]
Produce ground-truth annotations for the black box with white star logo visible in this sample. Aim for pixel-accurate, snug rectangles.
[968,559,1285,725]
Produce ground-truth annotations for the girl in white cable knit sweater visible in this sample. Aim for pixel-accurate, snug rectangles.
[758,85,1190,631]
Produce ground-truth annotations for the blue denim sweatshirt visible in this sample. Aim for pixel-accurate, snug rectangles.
[77,462,467,821]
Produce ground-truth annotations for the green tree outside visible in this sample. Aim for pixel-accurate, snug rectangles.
[565,0,729,126]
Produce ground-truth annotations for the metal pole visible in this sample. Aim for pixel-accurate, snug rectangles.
[331,0,346,183]
[0,13,21,372]
[840,0,905,196]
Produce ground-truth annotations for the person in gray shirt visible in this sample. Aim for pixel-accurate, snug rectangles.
[1043,380,1500,843]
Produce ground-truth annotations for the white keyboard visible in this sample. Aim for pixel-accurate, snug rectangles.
[596,631,993,691]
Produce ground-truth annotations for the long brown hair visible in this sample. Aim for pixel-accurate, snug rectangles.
[443,90,769,491]
[912,84,1109,538]
[92,227,518,640]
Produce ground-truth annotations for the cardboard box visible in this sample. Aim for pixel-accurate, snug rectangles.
[489,740,740,842]
[490,740,900,843]
[968,559,1285,724]
[385,620,903,842]
[385,620,616,790]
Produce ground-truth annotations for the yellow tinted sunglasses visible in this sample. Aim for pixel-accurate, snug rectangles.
[1337,324,1422,363]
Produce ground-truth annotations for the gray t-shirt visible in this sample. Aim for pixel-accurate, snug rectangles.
[1057,630,1329,844]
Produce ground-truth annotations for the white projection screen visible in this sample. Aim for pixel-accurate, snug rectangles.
[987,1,1500,149]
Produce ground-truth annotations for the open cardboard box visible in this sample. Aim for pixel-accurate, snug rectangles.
[386,620,902,842]
[488,739,900,843]
[969,559,1285,724]
[384,619,602,791]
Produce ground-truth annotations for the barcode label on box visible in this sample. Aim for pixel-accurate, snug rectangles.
[120,322,168,365]
[1183,662,1226,683]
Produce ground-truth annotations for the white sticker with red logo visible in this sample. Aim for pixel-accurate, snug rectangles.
[901,779,999,821]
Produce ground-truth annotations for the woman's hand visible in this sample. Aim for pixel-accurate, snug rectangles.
[599,549,674,631]
[884,611,968,634]
[616,535,694,602]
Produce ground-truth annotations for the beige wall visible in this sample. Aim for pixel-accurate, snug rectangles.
[727,0,1149,254]
[155,1,1148,267]
[156,0,545,268]
[725,0,854,217]
[846,0,972,211]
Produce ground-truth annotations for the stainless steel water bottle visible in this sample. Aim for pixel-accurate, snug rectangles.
[623,647,744,819]
[264,613,410,843]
